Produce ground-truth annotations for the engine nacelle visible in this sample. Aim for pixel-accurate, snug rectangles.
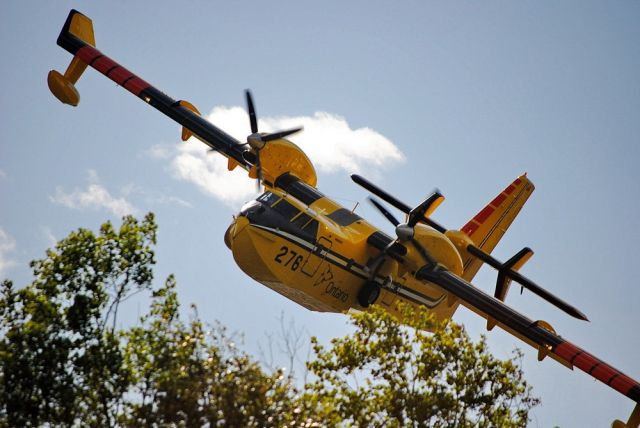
[252,139,317,187]
[411,225,463,276]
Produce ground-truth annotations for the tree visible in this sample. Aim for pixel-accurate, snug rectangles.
[303,304,539,427]
[0,213,157,427]
[0,214,306,427]
[0,213,539,427]
[119,276,306,427]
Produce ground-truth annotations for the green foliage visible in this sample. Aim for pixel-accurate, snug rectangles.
[0,213,157,427]
[0,214,539,427]
[303,305,539,427]
[119,276,304,427]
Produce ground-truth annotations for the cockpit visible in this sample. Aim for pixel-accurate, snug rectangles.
[239,191,320,242]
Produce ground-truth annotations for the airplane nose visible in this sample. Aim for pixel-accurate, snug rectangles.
[224,222,233,249]
[224,216,250,250]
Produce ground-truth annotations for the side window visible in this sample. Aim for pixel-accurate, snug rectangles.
[327,208,362,226]
[302,219,319,238]
[291,212,312,229]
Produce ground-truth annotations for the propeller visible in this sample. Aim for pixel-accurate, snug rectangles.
[244,90,303,190]
[367,196,440,269]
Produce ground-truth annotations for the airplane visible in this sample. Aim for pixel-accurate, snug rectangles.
[48,10,639,427]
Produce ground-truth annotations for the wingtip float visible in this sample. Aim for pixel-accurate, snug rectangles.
[49,9,639,426]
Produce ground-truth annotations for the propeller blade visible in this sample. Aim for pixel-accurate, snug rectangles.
[263,127,303,142]
[245,90,258,134]
[408,190,444,227]
[368,197,437,268]
[410,238,437,268]
[351,174,447,233]
[255,149,263,191]
[368,197,401,226]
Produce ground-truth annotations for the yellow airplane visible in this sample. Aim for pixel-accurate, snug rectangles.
[48,10,639,427]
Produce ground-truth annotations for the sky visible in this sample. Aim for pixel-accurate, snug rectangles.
[1,1,640,426]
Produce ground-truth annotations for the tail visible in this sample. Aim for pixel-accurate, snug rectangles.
[460,174,535,282]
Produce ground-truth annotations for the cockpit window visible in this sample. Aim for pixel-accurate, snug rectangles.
[302,219,319,238]
[271,198,300,220]
[257,192,280,206]
[291,212,312,228]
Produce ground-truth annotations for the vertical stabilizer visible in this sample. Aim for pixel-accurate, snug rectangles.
[460,174,534,281]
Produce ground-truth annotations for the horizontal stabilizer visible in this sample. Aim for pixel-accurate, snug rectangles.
[495,247,533,301]
[466,245,588,321]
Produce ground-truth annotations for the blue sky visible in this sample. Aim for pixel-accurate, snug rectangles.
[2,2,639,426]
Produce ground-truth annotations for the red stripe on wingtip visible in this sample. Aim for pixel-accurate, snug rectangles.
[76,45,101,64]
[592,364,617,385]
[555,342,638,395]
[110,67,133,86]
[573,352,598,373]
[93,56,118,76]
[611,374,636,394]
[75,46,150,96]
[554,341,579,361]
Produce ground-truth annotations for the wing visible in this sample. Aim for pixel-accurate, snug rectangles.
[416,266,640,405]
[49,10,319,189]
[50,11,249,168]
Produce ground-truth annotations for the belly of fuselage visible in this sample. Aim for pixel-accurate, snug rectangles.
[228,216,355,312]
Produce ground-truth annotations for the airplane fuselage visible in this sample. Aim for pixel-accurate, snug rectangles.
[225,174,456,321]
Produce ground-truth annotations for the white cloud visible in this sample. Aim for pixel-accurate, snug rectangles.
[161,106,405,206]
[122,182,192,208]
[171,143,256,207]
[258,110,405,173]
[146,144,173,160]
[51,170,138,217]
[0,227,16,278]
[152,195,193,208]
